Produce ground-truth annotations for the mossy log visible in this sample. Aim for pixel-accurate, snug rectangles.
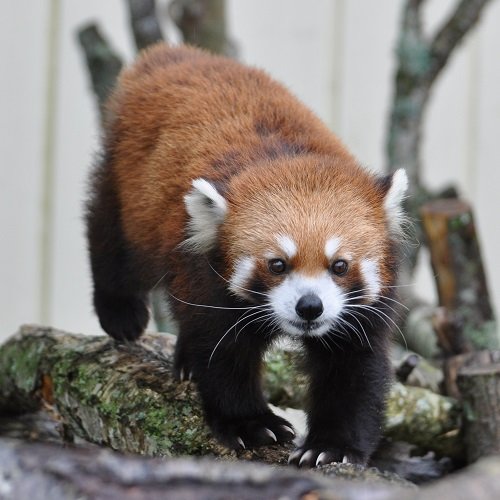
[0,325,268,461]
[0,326,462,461]
[385,382,462,459]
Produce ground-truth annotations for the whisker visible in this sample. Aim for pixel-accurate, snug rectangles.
[342,311,373,352]
[345,304,408,350]
[206,259,269,297]
[343,296,407,317]
[151,270,170,290]
[166,290,269,311]
[342,294,409,312]
[235,309,274,341]
[209,306,276,366]
[336,316,364,346]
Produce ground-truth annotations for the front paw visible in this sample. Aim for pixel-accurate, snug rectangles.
[95,290,149,341]
[211,411,295,450]
[288,444,366,468]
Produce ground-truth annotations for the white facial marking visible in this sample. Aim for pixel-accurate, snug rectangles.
[276,234,297,259]
[183,178,227,253]
[384,169,408,234]
[360,258,381,300]
[229,256,255,298]
[268,272,344,337]
[324,237,341,260]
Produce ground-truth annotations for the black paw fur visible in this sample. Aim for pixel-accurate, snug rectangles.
[210,411,295,450]
[94,290,149,341]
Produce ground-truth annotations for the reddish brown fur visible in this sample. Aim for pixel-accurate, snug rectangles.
[106,43,392,289]
[89,43,403,465]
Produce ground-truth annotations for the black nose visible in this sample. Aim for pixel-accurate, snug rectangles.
[295,294,324,321]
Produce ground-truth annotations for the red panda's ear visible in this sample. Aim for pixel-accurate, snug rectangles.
[381,169,408,235]
[183,178,228,253]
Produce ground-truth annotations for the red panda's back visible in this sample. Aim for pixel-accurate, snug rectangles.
[104,44,351,254]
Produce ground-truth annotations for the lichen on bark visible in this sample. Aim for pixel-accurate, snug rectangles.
[0,326,227,457]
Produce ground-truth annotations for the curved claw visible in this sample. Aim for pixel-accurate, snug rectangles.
[264,428,277,442]
[236,436,246,449]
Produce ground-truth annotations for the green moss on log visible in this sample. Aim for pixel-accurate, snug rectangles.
[0,326,463,460]
[0,326,225,457]
[385,382,463,458]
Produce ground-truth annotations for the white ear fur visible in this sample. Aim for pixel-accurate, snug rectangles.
[384,169,408,234]
[182,178,227,253]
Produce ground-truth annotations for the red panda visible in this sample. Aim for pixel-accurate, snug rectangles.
[86,44,408,468]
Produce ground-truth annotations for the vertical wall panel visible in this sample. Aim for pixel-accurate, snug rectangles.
[50,0,134,334]
[339,0,401,172]
[0,3,50,336]
[474,0,500,321]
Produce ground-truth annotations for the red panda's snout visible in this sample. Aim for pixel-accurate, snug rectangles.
[226,241,383,338]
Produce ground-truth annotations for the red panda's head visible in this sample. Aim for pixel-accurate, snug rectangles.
[183,156,407,338]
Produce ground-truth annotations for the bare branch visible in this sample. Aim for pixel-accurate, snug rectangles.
[125,0,165,51]
[427,0,493,85]
[77,24,123,125]
[169,0,236,56]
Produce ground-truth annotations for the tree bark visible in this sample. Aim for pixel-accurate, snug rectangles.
[385,382,463,459]
[0,437,419,500]
[169,0,236,56]
[0,326,463,460]
[5,437,500,499]
[457,362,500,462]
[0,325,230,459]
[386,0,493,280]
[125,0,165,51]
[421,198,497,353]
[77,24,123,126]
[443,349,500,399]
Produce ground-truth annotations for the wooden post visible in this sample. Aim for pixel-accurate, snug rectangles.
[457,363,500,462]
[420,198,497,353]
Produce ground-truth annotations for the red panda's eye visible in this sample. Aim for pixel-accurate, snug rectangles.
[268,258,287,275]
[331,260,348,276]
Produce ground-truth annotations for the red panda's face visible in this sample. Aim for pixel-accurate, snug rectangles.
[183,158,407,338]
